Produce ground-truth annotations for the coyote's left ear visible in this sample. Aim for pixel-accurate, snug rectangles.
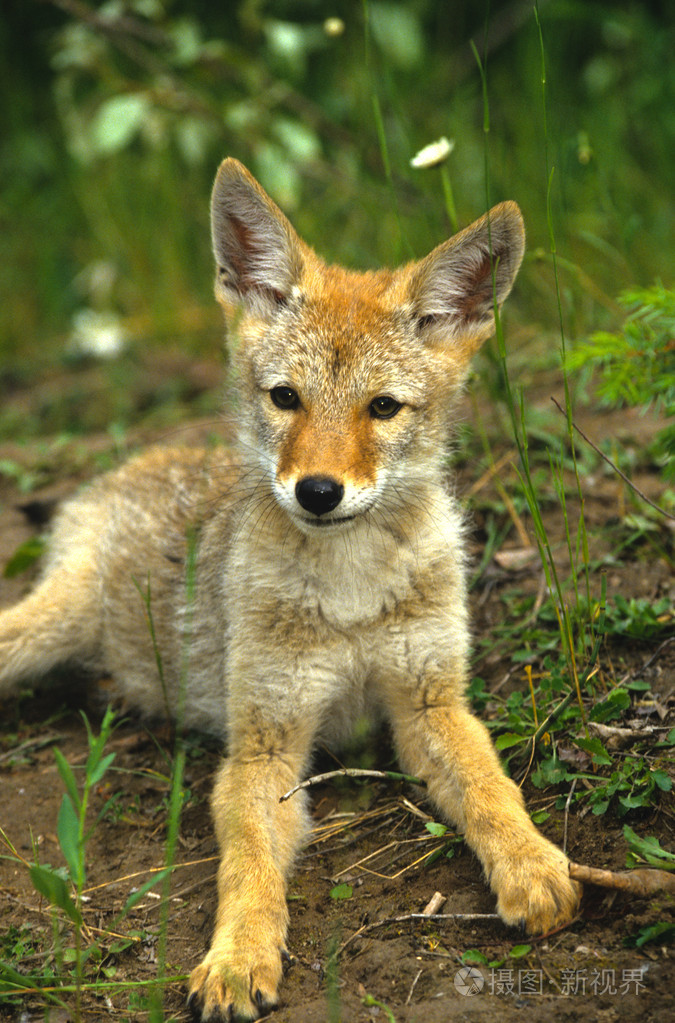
[409,201,525,349]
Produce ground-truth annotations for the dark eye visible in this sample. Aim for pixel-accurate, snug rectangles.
[270,386,300,410]
[370,395,402,419]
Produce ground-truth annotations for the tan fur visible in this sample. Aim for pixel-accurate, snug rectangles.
[0,159,579,1021]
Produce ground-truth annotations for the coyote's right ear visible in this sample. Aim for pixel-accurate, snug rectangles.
[211,158,304,317]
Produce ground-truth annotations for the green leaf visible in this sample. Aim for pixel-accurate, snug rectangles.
[370,2,423,69]
[623,825,675,869]
[589,688,631,722]
[634,921,675,947]
[531,758,571,787]
[624,919,675,947]
[574,736,612,766]
[273,118,321,164]
[425,846,445,867]
[462,948,488,964]
[88,751,116,788]
[29,864,82,926]
[83,706,116,778]
[3,536,45,578]
[591,799,610,816]
[618,794,648,812]
[90,94,150,156]
[53,747,80,812]
[531,810,550,824]
[652,770,672,792]
[362,993,397,1023]
[626,679,652,692]
[425,821,448,838]
[329,883,353,900]
[0,959,33,992]
[168,17,202,65]
[122,868,172,915]
[495,732,526,751]
[57,794,82,886]
[509,944,532,959]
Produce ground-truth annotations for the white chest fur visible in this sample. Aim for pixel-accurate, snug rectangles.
[226,490,463,633]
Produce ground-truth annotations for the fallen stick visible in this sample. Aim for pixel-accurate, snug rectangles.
[422,891,447,916]
[280,767,425,802]
[570,862,675,896]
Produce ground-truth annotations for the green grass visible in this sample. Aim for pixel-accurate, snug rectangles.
[0,1,673,1017]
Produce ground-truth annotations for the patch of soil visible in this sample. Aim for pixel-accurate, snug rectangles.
[0,395,673,1023]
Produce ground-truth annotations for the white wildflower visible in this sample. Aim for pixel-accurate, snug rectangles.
[69,309,128,359]
[324,18,345,37]
[410,136,454,169]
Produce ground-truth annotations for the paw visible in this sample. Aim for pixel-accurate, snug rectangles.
[187,943,284,1022]
[492,839,581,936]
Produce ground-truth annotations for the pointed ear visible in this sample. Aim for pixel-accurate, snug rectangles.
[210,158,304,316]
[409,201,525,348]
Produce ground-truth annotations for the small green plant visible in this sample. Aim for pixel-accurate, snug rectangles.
[25,706,118,1015]
[623,825,675,870]
[0,924,42,966]
[329,883,353,901]
[362,992,397,1022]
[531,746,672,818]
[568,283,675,480]
[0,709,173,1017]
[622,826,675,950]
[469,563,673,821]
[460,943,533,969]
[424,821,464,864]
[624,921,675,948]
[603,595,673,641]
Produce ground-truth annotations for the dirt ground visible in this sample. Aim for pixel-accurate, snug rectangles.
[0,378,673,1023]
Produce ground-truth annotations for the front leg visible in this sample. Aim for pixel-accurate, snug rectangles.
[386,677,580,934]
[188,712,313,1021]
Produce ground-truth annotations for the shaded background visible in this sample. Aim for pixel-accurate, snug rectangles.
[0,0,673,439]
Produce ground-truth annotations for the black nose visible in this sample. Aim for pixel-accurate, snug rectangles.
[295,476,344,516]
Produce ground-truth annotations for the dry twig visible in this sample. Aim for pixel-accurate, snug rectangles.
[551,395,675,521]
[280,767,425,803]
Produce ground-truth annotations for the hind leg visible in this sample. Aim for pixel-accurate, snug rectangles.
[0,556,102,694]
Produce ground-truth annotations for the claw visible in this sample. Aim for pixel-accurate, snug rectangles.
[280,948,294,975]
[253,987,276,1016]
[186,990,201,1022]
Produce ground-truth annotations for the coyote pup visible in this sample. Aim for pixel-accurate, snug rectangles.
[0,159,579,1020]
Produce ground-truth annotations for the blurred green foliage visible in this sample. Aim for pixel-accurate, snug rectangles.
[0,0,673,437]
[569,282,675,479]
